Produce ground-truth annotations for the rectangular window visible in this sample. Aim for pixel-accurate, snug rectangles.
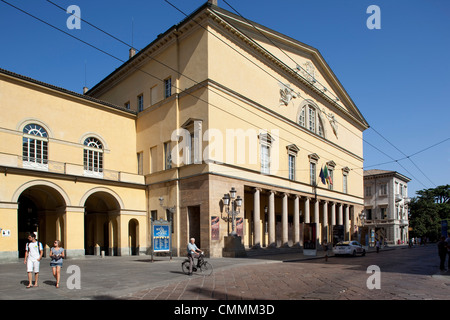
[261,144,270,174]
[380,184,387,196]
[380,207,387,219]
[328,169,334,190]
[343,174,348,193]
[164,142,172,170]
[124,101,130,110]
[288,154,295,180]
[299,107,305,127]
[365,186,372,197]
[366,209,372,220]
[308,107,316,133]
[164,78,172,98]
[310,162,316,185]
[137,94,144,112]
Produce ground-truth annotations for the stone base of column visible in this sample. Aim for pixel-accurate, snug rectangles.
[222,235,247,258]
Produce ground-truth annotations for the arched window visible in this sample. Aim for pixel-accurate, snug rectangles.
[22,124,48,169]
[298,103,325,138]
[83,137,103,176]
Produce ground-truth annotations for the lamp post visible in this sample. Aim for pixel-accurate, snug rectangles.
[222,187,242,237]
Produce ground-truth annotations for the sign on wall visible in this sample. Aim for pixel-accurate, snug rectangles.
[151,219,172,261]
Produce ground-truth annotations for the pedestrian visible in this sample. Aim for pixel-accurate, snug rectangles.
[322,240,329,262]
[187,238,203,276]
[375,239,380,253]
[50,240,64,288]
[437,236,447,271]
[23,232,43,288]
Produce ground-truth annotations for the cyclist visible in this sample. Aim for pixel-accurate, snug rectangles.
[187,238,203,276]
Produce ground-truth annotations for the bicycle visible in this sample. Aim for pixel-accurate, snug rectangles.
[181,253,213,276]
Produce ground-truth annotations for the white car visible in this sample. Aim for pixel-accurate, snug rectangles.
[333,241,366,257]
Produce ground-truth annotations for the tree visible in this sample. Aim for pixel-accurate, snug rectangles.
[409,185,450,241]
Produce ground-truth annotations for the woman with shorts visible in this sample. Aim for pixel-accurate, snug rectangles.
[50,240,64,288]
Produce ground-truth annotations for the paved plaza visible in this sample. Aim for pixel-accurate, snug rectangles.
[0,245,448,301]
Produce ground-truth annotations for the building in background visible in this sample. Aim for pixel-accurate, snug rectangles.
[0,1,369,260]
[363,170,411,245]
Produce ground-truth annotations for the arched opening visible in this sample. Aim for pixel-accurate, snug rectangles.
[128,219,139,255]
[17,185,66,258]
[84,191,121,256]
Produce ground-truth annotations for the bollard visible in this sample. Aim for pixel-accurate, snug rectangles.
[101,250,105,258]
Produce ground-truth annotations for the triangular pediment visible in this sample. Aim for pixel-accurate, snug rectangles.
[209,6,369,131]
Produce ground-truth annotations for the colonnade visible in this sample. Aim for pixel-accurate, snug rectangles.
[250,188,354,248]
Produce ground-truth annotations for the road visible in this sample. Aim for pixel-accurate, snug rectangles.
[122,245,449,300]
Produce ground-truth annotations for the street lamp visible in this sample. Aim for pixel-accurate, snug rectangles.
[222,187,242,236]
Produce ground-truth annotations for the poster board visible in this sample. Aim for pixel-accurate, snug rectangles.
[151,219,172,261]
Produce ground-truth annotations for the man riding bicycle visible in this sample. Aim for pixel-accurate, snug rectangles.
[187,237,203,276]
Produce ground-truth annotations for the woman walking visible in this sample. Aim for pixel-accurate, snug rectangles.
[50,240,64,288]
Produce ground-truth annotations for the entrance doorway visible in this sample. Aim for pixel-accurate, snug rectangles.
[128,219,139,255]
[17,195,38,258]
[16,184,66,258]
[188,206,201,249]
[84,191,121,256]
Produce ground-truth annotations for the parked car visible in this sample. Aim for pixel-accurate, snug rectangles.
[333,241,366,257]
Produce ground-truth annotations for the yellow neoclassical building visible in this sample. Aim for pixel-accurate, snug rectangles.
[0,1,368,260]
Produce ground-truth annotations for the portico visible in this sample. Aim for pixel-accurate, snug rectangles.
[243,186,357,249]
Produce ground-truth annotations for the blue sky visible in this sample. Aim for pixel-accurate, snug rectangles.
[1,0,449,197]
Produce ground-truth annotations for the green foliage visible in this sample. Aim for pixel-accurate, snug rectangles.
[409,184,449,241]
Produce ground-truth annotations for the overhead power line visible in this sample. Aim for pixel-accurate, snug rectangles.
[1,0,362,175]
[2,0,444,187]
[217,0,441,189]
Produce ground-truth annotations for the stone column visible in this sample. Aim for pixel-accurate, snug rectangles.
[338,203,343,225]
[314,199,320,246]
[282,193,288,247]
[322,200,328,242]
[293,195,300,246]
[268,191,275,247]
[64,206,86,258]
[304,197,310,223]
[253,188,261,248]
[345,204,350,240]
[330,202,336,243]
[331,202,336,226]
[314,199,319,226]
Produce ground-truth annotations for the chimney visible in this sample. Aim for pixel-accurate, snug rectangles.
[208,0,218,6]
[83,87,89,94]
[129,47,136,59]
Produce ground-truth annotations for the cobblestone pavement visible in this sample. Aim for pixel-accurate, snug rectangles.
[121,245,449,300]
[0,244,448,301]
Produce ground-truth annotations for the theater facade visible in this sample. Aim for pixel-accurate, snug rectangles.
[0,1,368,260]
